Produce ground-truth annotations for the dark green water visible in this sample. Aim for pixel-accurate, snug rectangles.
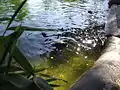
[0,0,108,89]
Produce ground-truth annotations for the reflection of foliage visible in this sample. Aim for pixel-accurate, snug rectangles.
[0,0,28,22]
[16,9,28,21]
[10,0,28,21]
[10,0,23,7]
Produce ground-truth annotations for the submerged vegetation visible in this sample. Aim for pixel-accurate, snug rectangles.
[38,54,94,90]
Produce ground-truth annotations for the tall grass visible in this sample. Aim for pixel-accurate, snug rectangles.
[0,0,55,90]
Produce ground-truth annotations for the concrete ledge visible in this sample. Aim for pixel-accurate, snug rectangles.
[106,5,120,37]
[109,0,120,8]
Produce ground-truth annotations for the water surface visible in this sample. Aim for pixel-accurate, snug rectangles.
[0,0,108,89]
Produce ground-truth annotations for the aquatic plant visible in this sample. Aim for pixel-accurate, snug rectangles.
[0,0,55,90]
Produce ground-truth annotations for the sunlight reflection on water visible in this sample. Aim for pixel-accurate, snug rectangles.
[25,0,108,29]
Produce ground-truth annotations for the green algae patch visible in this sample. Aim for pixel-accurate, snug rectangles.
[37,55,94,90]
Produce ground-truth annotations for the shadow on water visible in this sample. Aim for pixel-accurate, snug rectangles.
[0,0,108,90]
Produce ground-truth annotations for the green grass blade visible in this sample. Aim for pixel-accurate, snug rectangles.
[8,74,32,88]
[33,77,53,90]
[46,78,67,83]
[49,84,62,87]
[0,74,32,88]
[7,26,58,31]
[0,65,23,73]
[12,46,34,74]
[0,25,23,65]
[0,37,11,65]
[33,67,46,73]
[39,73,54,78]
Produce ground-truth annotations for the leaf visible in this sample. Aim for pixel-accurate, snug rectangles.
[0,38,12,65]
[49,84,62,87]
[0,26,33,74]
[7,26,58,31]
[0,36,11,64]
[0,74,32,89]
[34,68,46,73]
[0,64,23,73]
[0,79,20,90]
[33,77,53,90]
[12,46,34,74]
[6,24,24,39]
[39,73,53,78]
[0,25,23,65]
[46,78,68,83]
[7,74,32,88]
[39,73,67,83]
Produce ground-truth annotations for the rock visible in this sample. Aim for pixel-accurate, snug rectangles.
[69,5,120,90]
[88,11,93,14]
[41,32,48,37]
[109,0,120,8]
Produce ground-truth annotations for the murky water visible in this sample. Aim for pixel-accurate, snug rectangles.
[0,0,108,89]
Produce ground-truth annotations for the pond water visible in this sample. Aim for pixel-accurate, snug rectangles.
[0,0,108,89]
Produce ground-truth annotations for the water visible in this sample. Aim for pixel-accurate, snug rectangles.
[23,0,107,29]
[0,0,108,28]
[0,0,108,89]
